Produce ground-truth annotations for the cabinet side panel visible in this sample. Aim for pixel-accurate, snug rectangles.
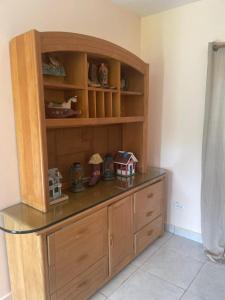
[10,30,48,211]
[6,232,48,300]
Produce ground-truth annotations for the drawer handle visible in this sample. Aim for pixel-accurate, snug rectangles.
[77,280,87,289]
[147,193,154,199]
[146,211,153,217]
[78,254,88,262]
[147,229,153,236]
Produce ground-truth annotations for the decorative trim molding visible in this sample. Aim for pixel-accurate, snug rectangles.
[166,223,202,244]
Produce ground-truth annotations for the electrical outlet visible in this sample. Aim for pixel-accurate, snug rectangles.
[175,201,183,209]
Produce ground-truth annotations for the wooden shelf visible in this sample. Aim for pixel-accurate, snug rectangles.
[46,116,144,128]
[44,82,85,90]
[121,91,143,96]
[88,87,118,93]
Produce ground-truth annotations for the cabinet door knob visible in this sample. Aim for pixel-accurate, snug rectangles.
[146,211,153,217]
[147,229,153,236]
[147,193,154,198]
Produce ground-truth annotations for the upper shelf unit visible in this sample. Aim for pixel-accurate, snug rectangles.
[42,48,146,125]
[10,30,149,212]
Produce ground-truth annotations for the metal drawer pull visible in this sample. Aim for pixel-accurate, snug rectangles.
[147,230,153,236]
[147,193,154,198]
[78,254,88,262]
[146,211,153,217]
[77,280,87,288]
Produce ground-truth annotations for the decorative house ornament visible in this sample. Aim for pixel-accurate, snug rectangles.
[116,175,134,189]
[88,153,103,186]
[98,63,109,87]
[114,151,138,177]
[70,162,85,192]
[103,154,114,181]
[48,168,68,205]
[42,54,66,77]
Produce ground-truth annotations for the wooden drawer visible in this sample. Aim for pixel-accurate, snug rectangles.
[134,180,163,232]
[134,216,163,256]
[51,257,108,300]
[48,208,108,293]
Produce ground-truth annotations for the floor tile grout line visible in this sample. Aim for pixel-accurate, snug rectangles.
[102,234,174,298]
[100,265,138,298]
[133,233,174,268]
[179,261,207,300]
[143,268,186,292]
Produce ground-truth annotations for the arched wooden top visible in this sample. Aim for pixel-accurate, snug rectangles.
[38,30,147,74]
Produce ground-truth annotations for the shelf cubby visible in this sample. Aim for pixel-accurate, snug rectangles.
[96,92,105,118]
[10,30,148,212]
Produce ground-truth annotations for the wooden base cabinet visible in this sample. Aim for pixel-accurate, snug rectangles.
[6,178,165,300]
[109,196,134,276]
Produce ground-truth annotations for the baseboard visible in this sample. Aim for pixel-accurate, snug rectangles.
[0,292,11,300]
[166,224,202,244]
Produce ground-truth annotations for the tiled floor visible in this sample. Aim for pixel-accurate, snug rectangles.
[91,232,225,300]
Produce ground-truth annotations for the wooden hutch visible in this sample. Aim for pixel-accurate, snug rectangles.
[0,30,166,300]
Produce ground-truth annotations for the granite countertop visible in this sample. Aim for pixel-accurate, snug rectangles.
[0,167,166,234]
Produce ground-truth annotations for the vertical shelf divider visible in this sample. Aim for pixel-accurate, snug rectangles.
[96,91,105,118]
[105,92,112,117]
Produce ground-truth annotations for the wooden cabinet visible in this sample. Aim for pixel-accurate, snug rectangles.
[5,177,166,300]
[108,196,134,276]
[134,216,163,255]
[10,30,149,212]
[134,180,163,232]
[47,208,108,293]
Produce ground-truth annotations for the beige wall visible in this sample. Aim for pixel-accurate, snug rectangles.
[141,0,225,236]
[0,1,141,298]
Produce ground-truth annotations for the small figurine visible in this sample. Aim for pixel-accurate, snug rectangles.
[88,62,101,87]
[121,70,128,90]
[45,96,82,119]
[103,154,115,181]
[88,153,103,186]
[42,54,66,77]
[48,168,68,204]
[98,63,109,87]
[70,162,85,192]
[114,151,138,177]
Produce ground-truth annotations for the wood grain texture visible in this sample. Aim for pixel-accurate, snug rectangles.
[50,257,108,300]
[48,208,108,293]
[6,231,48,300]
[10,30,48,212]
[108,196,134,276]
[40,32,146,74]
[134,216,163,256]
[134,180,163,232]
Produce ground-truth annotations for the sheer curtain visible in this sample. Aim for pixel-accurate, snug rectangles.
[201,43,225,264]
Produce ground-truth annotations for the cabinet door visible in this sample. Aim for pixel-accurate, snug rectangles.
[108,196,134,276]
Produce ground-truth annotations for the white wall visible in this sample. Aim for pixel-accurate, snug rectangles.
[0,1,141,298]
[141,0,225,236]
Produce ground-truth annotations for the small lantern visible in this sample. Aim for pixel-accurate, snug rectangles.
[88,153,103,186]
[103,154,114,181]
[70,162,85,192]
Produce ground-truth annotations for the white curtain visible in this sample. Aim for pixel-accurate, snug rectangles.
[201,43,225,264]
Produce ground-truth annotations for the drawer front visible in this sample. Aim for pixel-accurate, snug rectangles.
[51,256,108,300]
[48,208,108,292]
[135,216,163,255]
[134,181,163,232]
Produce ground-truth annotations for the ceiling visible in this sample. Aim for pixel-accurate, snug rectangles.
[112,0,201,16]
